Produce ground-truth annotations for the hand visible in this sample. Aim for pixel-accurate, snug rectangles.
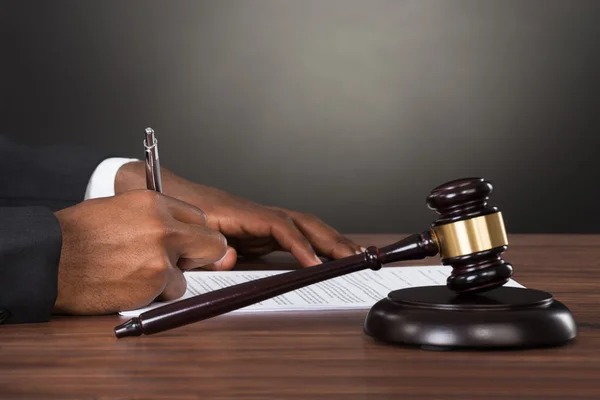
[53,190,228,315]
[115,162,364,270]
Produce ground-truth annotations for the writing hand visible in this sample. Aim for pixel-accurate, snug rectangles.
[53,190,228,315]
[115,162,364,270]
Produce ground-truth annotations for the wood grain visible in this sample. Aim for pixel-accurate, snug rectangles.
[1,234,599,400]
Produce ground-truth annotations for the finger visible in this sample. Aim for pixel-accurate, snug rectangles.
[159,194,207,226]
[237,241,280,257]
[236,237,275,248]
[156,266,187,301]
[224,236,274,252]
[281,208,365,259]
[195,246,239,271]
[268,212,322,267]
[172,224,228,270]
[229,237,280,257]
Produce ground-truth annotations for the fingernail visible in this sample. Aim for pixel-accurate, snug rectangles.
[314,255,323,265]
[213,254,228,270]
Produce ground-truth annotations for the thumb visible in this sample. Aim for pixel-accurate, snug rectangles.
[199,246,238,271]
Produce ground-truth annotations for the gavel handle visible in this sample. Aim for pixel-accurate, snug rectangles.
[114,232,438,338]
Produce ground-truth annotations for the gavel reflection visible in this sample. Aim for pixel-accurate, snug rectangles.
[115,177,512,338]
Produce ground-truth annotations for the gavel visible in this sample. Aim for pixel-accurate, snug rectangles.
[115,177,520,338]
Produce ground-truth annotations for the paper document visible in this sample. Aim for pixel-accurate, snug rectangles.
[119,266,524,317]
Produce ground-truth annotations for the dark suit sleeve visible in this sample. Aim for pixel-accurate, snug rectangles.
[0,135,113,324]
[0,135,112,211]
[0,207,62,324]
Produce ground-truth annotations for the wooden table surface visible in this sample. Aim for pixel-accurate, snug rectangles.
[1,234,599,400]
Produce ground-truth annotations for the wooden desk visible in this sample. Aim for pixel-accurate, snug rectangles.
[1,234,599,399]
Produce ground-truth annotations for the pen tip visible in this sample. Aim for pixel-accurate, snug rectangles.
[114,318,143,338]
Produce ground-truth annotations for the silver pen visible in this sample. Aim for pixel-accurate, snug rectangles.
[144,127,163,193]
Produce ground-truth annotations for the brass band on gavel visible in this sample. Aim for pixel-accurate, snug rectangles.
[431,212,509,259]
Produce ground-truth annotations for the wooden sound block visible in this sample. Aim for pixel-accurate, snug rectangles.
[363,286,577,350]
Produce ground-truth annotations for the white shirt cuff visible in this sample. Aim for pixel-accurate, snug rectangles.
[84,157,139,200]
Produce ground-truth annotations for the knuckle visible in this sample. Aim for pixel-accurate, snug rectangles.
[161,223,181,240]
[334,235,353,247]
[146,217,172,240]
[303,213,321,223]
[295,213,322,223]
[138,260,170,295]
[272,210,293,224]
[131,190,162,207]
[147,254,171,275]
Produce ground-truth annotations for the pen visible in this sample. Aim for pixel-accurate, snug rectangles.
[144,127,163,193]
[112,128,165,338]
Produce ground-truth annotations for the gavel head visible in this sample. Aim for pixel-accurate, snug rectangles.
[426,178,513,293]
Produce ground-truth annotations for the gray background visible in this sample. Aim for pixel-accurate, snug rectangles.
[1,0,599,233]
